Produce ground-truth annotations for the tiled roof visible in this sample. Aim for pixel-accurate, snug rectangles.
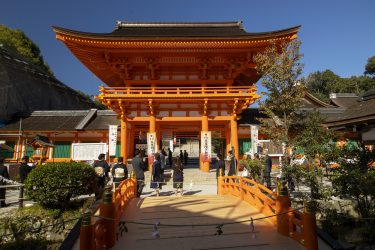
[53,22,300,39]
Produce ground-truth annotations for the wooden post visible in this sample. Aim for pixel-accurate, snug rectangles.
[240,178,244,200]
[275,185,291,236]
[217,168,223,195]
[130,170,137,196]
[80,209,92,250]
[303,203,318,250]
[120,119,127,160]
[230,115,239,172]
[100,188,116,249]
[201,114,210,172]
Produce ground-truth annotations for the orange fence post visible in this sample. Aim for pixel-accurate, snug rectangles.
[80,209,92,250]
[131,170,137,196]
[100,187,116,249]
[217,168,223,195]
[240,178,244,200]
[303,204,318,250]
[275,183,291,236]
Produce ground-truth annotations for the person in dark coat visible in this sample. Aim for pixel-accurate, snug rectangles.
[93,153,110,190]
[150,153,163,196]
[173,156,184,196]
[183,150,189,165]
[19,156,32,183]
[227,150,236,176]
[215,154,225,178]
[168,148,173,168]
[112,157,128,188]
[263,149,272,189]
[179,150,183,163]
[132,149,148,197]
[0,157,9,207]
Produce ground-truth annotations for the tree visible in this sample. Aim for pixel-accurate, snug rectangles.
[0,25,53,75]
[306,68,375,102]
[254,39,305,159]
[365,55,375,76]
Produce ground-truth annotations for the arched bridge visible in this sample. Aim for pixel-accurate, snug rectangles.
[77,175,320,250]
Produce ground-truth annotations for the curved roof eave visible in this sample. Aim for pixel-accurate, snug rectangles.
[52,25,301,41]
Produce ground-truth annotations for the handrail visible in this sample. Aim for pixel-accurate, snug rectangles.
[218,175,317,250]
[80,176,137,250]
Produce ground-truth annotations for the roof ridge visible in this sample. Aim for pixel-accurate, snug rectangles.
[115,21,243,29]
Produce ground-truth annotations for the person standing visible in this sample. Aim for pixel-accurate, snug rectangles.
[93,153,110,190]
[112,157,128,188]
[173,156,184,196]
[179,150,183,163]
[263,149,272,189]
[227,150,236,176]
[19,156,32,183]
[150,153,163,196]
[215,154,225,178]
[168,148,173,168]
[183,150,189,165]
[132,149,148,197]
[0,157,9,207]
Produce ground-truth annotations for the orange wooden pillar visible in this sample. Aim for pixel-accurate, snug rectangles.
[275,188,291,236]
[225,125,231,154]
[100,189,116,248]
[230,115,239,172]
[303,205,318,250]
[80,210,92,250]
[120,119,127,160]
[200,114,210,172]
[129,123,135,158]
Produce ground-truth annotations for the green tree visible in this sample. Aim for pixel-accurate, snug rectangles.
[332,144,375,218]
[0,25,53,75]
[306,68,375,102]
[365,55,375,76]
[254,39,305,159]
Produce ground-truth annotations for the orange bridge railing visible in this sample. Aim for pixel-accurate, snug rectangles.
[80,176,137,250]
[218,175,318,250]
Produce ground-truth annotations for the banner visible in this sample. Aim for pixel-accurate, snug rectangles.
[108,125,118,156]
[200,131,211,162]
[250,125,258,158]
[147,132,157,164]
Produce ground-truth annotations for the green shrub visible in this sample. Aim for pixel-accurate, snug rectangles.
[24,162,98,209]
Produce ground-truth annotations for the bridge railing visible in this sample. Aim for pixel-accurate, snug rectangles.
[218,175,318,250]
[80,175,137,250]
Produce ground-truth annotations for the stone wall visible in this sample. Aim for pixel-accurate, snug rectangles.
[0,47,93,122]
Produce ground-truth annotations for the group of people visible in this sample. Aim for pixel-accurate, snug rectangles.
[91,148,185,199]
[150,151,184,196]
[214,149,273,190]
[0,155,34,208]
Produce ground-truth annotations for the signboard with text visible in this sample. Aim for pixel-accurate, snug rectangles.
[72,143,107,161]
[200,131,211,162]
[147,132,157,164]
[108,125,118,156]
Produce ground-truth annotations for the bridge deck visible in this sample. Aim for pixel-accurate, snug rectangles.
[114,195,305,250]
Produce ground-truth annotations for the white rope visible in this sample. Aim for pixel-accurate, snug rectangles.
[0,176,23,186]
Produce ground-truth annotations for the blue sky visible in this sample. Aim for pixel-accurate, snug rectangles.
[1,0,374,96]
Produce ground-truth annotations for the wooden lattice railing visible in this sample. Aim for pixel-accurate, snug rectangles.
[80,176,137,250]
[100,85,257,97]
[218,175,318,250]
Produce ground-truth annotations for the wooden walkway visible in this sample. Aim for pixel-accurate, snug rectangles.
[114,195,305,250]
